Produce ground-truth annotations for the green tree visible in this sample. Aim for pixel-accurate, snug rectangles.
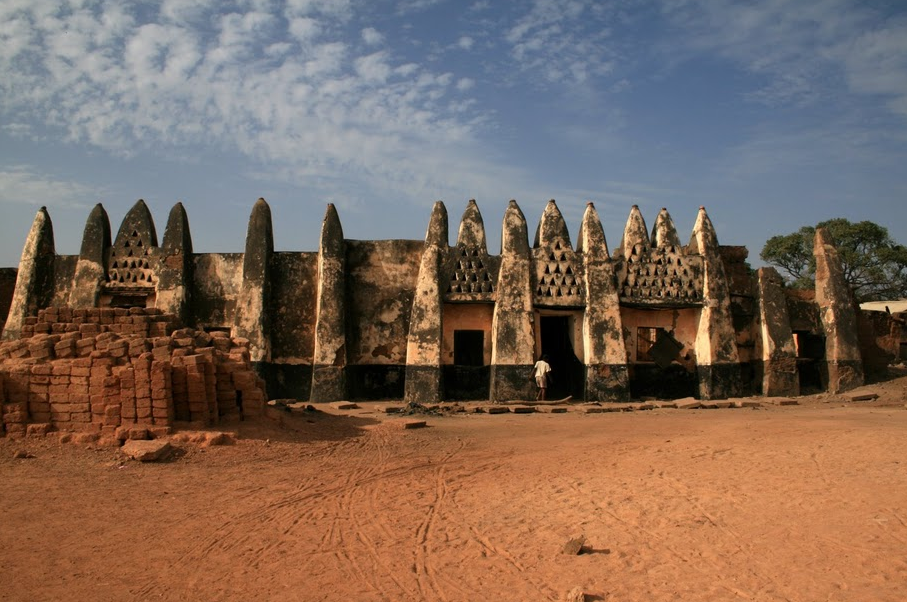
[760,218,907,303]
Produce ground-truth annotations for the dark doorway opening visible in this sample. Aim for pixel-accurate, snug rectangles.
[539,316,584,400]
[444,329,490,400]
[454,330,484,366]
[795,331,826,392]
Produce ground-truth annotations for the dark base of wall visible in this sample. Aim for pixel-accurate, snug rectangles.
[697,363,743,400]
[250,361,773,403]
[755,358,799,397]
[254,362,313,401]
[442,365,490,401]
[490,364,534,402]
[347,365,406,400]
[823,359,864,393]
[631,364,698,400]
[404,366,442,404]
[310,365,346,402]
[585,364,630,402]
[738,361,757,397]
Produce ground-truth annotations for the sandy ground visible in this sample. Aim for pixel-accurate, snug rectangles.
[2,376,907,602]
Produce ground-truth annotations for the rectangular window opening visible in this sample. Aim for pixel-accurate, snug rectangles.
[637,327,664,362]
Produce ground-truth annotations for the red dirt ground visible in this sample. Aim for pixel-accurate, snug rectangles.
[2,375,907,602]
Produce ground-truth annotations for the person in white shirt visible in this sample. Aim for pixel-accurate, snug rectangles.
[533,354,552,401]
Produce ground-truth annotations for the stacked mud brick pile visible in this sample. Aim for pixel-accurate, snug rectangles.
[0,307,267,438]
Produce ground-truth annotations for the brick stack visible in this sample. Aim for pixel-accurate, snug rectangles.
[212,333,240,417]
[0,371,4,435]
[18,307,178,340]
[170,356,190,421]
[184,354,211,425]
[0,307,266,438]
[88,354,115,429]
[117,365,137,426]
[3,365,28,436]
[228,343,266,415]
[3,366,29,436]
[151,360,174,425]
[47,362,75,428]
[28,363,51,423]
[132,354,153,425]
[2,400,27,436]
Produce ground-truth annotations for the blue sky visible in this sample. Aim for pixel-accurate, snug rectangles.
[1,0,906,269]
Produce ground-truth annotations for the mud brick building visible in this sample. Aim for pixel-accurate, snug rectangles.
[0,197,869,434]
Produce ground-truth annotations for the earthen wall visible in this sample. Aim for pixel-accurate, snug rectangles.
[785,289,821,334]
[265,252,319,399]
[51,255,78,307]
[269,252,318,361]
[858,310,904,378]
[345,240,422,399]
[192,253,243,330]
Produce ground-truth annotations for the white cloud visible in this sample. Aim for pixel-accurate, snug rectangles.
[2,123,34,138]
[288,17,320,42]
[662,0,907,118]
[125,23,202,91]
[719,124,904,180]
[354,51,391,82]
[265,41,293,57]
[285,0,352,19]
[0,166,103,209]
[504,0,616,88]
[0,1,512,215]
[838,18,907,117]
[457,36,474,50]
[361,27,384,46]
[161,0,217,23]
[395,0,445,15]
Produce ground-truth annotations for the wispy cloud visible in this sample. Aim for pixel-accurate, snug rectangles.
[395,0,446,16]
[718,121,906,182]
[1,0,904,241]
[361,26,384,46]
[0,166,104,209]
[662,0,907,117]
[0,0,504,211]
[503,0,617,87]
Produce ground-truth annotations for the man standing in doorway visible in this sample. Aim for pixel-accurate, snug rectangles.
[533,354,552,401]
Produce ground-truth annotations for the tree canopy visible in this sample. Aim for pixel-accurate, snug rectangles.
[760,218,907,303]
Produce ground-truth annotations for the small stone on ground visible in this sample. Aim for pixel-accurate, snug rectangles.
[331,401,358,410]
[121,439,173,462]
[676,398,701,409]
[561,535,586,555]
[564,586,586,602]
